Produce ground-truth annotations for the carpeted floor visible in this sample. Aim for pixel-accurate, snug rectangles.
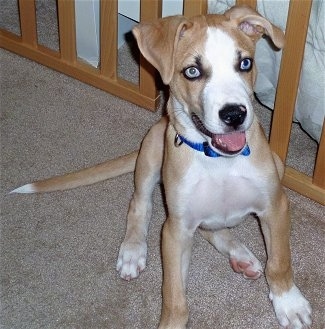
[1,3,325,329]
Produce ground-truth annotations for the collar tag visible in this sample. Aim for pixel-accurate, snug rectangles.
[174,134,184,147]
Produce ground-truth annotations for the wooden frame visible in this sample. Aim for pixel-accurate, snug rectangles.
[0,0,323,205]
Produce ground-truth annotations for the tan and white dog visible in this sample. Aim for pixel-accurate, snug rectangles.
[11,6,312,329]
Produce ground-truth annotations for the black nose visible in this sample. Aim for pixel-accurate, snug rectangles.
[219,104,247,128]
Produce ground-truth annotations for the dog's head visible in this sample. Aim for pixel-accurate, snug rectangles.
[133,5,284,156]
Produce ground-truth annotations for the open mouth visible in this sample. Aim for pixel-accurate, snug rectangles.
[191,114,247,155]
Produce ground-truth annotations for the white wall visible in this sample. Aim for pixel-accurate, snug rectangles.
[75,0,100,67]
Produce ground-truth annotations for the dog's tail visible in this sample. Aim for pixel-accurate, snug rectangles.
[10,150,139,194]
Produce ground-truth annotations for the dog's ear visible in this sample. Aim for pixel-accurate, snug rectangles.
[225,5,285,49]
[133,16,192,85]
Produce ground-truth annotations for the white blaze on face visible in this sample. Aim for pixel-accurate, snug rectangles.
[202,28,253,132]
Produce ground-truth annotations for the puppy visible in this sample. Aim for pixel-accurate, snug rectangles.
[12,5,312,329]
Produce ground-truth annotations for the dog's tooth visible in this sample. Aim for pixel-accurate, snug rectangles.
[218,138,227,148]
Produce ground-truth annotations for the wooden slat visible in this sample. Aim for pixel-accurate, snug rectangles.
[100,0,117,79]
[236,0,257,9]
[140,0,162,22]
[18,0,37,46]
[57,0,76,63]
[138,0,162,109]
[183,0,207,17]
[283,167,325,206]
[313,121,325,189]
[269,0,312,162]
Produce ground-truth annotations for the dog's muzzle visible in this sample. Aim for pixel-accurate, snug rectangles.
[191,105,248,155]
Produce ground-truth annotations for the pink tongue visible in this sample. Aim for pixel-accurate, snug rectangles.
[211,132,246,153]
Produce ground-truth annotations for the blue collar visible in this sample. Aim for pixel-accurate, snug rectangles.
[174,134,250,158]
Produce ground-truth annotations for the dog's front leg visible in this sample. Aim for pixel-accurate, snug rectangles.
[117,117,167,280]
[159,218,194,329]
[260,191,312,328]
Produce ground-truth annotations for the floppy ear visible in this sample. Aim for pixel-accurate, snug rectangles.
[225,5,285,49]
[133,16,192,85]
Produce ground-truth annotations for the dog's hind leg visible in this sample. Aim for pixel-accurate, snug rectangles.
[199,228,263,279]
[117,117,167,280]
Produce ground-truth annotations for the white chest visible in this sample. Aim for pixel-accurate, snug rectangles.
[173,156,267,231]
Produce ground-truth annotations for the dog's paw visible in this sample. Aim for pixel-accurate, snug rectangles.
[270,285,312,329]
[116,240,147,281]
[229,245,263,279]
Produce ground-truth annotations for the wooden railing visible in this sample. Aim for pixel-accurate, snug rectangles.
[0,0,323,205]
[0,0,159,110]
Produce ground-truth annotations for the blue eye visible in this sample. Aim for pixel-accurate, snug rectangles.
[183,66,201,79]
[239,58,253,72]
